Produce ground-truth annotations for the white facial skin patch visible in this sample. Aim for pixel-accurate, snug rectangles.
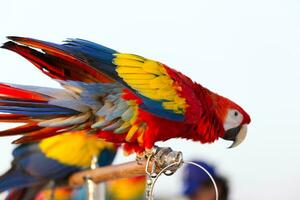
[224,109,244,131]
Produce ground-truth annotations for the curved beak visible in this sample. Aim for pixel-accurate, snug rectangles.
[222,125,248,148]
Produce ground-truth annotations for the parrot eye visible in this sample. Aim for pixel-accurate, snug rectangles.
[234,111,239,117]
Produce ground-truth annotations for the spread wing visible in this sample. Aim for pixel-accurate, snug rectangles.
[3,37,195,120]
[0,37,200,144]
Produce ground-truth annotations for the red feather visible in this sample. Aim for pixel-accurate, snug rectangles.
[12,127,61,144]
[0,114,31,123]
[0,83,47,102]
[4,37,114,83]
[0,123,41,136]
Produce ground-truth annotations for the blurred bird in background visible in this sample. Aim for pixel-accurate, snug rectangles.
[0,131,117,200]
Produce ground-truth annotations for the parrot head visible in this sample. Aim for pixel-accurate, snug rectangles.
[212,94,251,148]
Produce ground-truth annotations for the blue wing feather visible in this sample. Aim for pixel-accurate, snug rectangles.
[139,96,184,121]
[0,106,79,116]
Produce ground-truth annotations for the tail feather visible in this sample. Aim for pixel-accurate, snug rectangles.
[12,127,61,144]
[0,114,31,123]
[0,83,83,143]
[0,123,41,136]
[0,105,78,116]
[0,99,63,108]
[9,84,77,99]
[0,83,47,102]
[0,84,80,117]
[0,122,64,143]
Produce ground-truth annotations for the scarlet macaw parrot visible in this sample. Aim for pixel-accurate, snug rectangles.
[0,131,116,200]
[0,36,251,154]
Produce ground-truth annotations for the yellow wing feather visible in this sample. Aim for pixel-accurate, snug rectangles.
[39,131,115,167]
[113,53,187,114]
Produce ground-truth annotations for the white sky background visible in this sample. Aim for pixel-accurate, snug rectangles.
[0,0,299,199]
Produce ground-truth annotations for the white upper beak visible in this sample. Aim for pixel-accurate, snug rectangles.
[228,125,248,148]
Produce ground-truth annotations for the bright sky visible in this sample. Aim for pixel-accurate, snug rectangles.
[0,0,299,199]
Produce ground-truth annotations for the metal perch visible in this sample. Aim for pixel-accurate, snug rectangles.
[68,147,218,200]
[69,147,181,186]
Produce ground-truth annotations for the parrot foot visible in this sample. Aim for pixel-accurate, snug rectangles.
[136,146,183,174]
[147,146,183,176]
[144,146,183,200]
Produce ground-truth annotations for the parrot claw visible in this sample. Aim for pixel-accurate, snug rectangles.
[144,146,183,200]
[136,153,145,165]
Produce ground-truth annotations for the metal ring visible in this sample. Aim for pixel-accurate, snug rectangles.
[185,161,219,200]
[148,160,219,200]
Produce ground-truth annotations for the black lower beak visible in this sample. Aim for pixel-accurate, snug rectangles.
[223,125,242,141]
[222,125,248,148]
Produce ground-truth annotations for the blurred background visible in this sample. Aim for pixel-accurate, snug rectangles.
[0,0,299,199]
